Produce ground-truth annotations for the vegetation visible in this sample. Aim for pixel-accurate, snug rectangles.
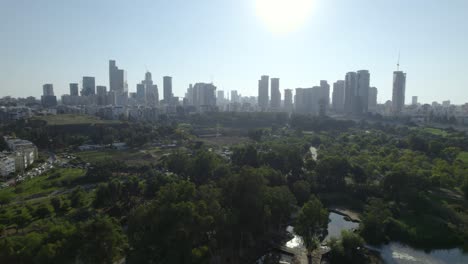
[1,114,468,263]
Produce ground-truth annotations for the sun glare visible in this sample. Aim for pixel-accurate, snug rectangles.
[255,0,314,34]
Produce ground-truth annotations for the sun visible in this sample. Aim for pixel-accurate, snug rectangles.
[255,0,314,34]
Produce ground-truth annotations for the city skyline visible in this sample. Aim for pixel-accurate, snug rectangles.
[1,0,468,104]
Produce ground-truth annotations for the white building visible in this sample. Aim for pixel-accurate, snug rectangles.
[0,153,15,177]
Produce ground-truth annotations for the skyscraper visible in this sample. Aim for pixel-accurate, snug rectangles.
[368,87,378,112]
[109,60,128,93]
[356,70,370,114]
[319,80,330,113]
[270,78,281,109]
[231,90,239,103]
[109,60,128,105]
[163,76,173,104]
[142,72,159,106]
[412,96,418,106]
[332,80,345,112]
[43,84,54,96]
[192,83,217,109]
[344,72,357,114]
[41,84,57,107]
[96,86,107,105]
[82,77,96,96]
[284,89,293,111]
[392,71,407,114]
[69,83,79,96]
[258,75,269,110]
[217,90,224,100]
[136,84,146,104]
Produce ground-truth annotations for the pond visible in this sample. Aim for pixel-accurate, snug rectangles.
[325,211,468,263]
[368,242,468,264]
[324,212,359,241]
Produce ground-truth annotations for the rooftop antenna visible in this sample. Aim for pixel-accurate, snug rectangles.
[397,51,401,71]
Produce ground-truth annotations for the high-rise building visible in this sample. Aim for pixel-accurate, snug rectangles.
[163,76,173,104]
[270,78,281,109]
[43,84,54,96]
[368,87,378,112]
[344,72,357,114]
[41,84,57,107]
[284,89,293,111]
[69,83,79,96]
[412,96,418,106]
[96,86,107,105]
[136,84,146,104]
[356,70,370,114]
[392,71,406,114]
[231,90,239,103]
[258,75,269,110]
[319,80,330,113]
[109,60,128,93]
[295,87,321,114]
[332,80,345,112]
[217,90,224,100]
[192,83,217,109]
[141,72,159,106]
[109,60,128,105]
[82,76,96,96]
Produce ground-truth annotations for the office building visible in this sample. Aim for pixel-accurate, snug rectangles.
[109,60,128,105]
[163,76,173,104]
[344,72,357,114]
[192,83,217,110]
[41,84,57,107]
[270,78,281,109]
[258,75,269,110]
[96,86,107,105]
[412,96,418,106]
[332,80,345,112]
[392,71,406,114]
[319,80,330,114]
[217,90,224,100]
[82,76,96,96]
[69,83,79,96]
[284,89,293,111]
[356,70,370,114]
[231,90,239,103]
[368,87,378,112]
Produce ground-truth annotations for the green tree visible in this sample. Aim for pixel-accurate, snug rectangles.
[292,180,311,205]
[50,197,62,212]
[70,187,86,208]
[34,203,53,219]
[77,216,128,264]
[294,195,328,251]
[359,198,392,244]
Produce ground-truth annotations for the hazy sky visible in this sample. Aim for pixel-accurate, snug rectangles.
[1,0,468,104]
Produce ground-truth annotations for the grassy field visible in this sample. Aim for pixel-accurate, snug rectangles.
[457,152,468,164]
[0,168,85,202]
[76,149,159,166]
[421,127,449,137]
[32,114,121,126]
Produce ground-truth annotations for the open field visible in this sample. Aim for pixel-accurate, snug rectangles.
[0,168,85,202]
[75,149,161,166]
[197,136,251,147]
[32,114,121,126]
[421,127,449,137]
[457,152,468,163]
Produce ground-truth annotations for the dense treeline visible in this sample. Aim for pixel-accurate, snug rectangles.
[1,115,468,263]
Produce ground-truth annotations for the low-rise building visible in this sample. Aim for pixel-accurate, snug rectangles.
[0,153,16,177]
